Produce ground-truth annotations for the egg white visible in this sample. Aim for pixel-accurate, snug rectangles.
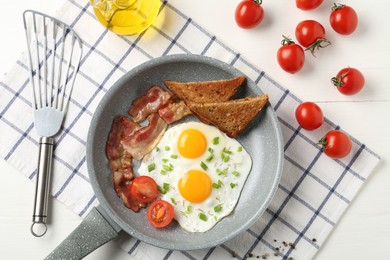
[138,121,252,232]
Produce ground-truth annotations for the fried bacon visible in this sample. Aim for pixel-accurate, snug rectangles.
[158,100,192,124]
[128,85,173,123]
[105,116,146,212]
[121,113,167,160]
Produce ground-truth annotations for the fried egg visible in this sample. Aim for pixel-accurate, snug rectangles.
[138,121,252,232]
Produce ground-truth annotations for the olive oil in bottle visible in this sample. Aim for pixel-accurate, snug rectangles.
[91,0,161,35]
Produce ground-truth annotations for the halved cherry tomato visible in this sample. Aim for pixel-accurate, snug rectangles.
[330,4,358,35]
[147,200,174,228]
[319,130,352,159]
[277,36,305,74]
[296,0,324,11]
[295,20,330,55]
[235,0,264,29]
[331,67,365,95]
[129,176,159,203]
[295,102,323,130]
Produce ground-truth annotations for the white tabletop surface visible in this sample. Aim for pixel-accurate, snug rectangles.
[1,0,389,259]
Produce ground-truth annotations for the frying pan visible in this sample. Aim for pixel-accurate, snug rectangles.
[45,54,284,259]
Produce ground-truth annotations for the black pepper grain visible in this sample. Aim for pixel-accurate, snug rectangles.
[312,238,317,243]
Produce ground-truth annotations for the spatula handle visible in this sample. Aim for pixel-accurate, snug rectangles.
[31,136,54,237]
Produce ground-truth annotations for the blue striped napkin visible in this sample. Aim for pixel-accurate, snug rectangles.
[0,0,380,259]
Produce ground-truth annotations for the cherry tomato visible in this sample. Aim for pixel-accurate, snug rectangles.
[296,0,324,11]
[129,176,159,203]
[235,0,264,29]
[319,130,352,159]
[330,4,358,35]
[295,20,331,55]
[331,67,365,95]
[147,200,174,228]
[295,102,323,130]
[277,36,305,74]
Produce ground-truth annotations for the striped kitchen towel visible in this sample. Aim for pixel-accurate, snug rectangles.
[0,0,380,259]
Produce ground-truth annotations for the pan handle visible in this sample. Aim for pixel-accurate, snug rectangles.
[45,205,122,260]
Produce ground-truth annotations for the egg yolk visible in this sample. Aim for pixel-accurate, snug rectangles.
[178,170,212,203]
[177,128,207,158]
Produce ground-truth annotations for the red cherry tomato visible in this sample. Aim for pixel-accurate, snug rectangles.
[331,67,365,95]
[277,36,305,74]
[235,0,264,29]
[129,176,159,203]
[147,200,174,228]
[295,20,331,55]
[319,130,352,159]
[330,4,358,35]
[296,0,324,10]
[295,102,323,130]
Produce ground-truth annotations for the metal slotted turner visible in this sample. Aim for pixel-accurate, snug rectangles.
[23,10,82,237]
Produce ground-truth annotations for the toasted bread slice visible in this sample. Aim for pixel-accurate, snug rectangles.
[163,75,245,103]
[187,94,269,138]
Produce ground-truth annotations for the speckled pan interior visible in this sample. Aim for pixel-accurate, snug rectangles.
[86,54,284,250]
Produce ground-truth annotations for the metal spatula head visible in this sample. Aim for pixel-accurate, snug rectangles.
[23,9,82,237]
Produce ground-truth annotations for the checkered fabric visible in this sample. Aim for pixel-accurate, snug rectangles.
[0,0,380,259]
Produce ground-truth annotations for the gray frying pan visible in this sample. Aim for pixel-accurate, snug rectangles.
[46,54,284,259]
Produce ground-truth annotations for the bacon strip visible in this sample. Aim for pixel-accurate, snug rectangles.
[128,85,173,123]
[105,116,146,212]
[158,100,192,124]
[121,113,168,160]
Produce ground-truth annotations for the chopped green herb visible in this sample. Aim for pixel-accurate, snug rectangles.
[162,158,169,163]
[212,137,219,145]
[163,164,173,171]
[148,163,155,172]
[223,147,232,154]
[237,146,243,152]
[214,204,222,213]
[222,154,230,162]
[208,147,214,153]
[232,170,240,176]
[170,154,178,159]
[164,146,170,151]
[186,205,192,214]
[170,198,177,205]
[206,154,214,162]
[216,168,227,176]
[230,183,237,188]
[198,213,208,221]
[158,183,170,194]
[200,161,208,171]
[214,216,218,221]
[160,169,166,175]
[156,147,160,152]
[212,180,223,189]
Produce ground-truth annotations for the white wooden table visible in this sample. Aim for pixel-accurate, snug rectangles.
[1,0,389,259]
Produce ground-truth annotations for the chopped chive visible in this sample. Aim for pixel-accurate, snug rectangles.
[222,147,232,154]
[170,154,178,159]
[208,147,214,153]
[164,146,170,151]
[156,147,160,152]
[223,155,230,162]
[170,198,177,205]
[212,183,220,189]
[212,180,223,189]
[232,170,240,176]
[163,164,173,171]
[200,161,208,171]
[186,205,192,214]
[214,216,218,221]
[216,168,227,176]
[206,154,214,162]
[198,213,208,221]
[212,137,219,145]
[230,183,237,188]
[158,183,170,194]
[237,146,242,152]
[148,163,155,172]
[214,204,222,213]
[162,158,169,163]
[160,169,166,175]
